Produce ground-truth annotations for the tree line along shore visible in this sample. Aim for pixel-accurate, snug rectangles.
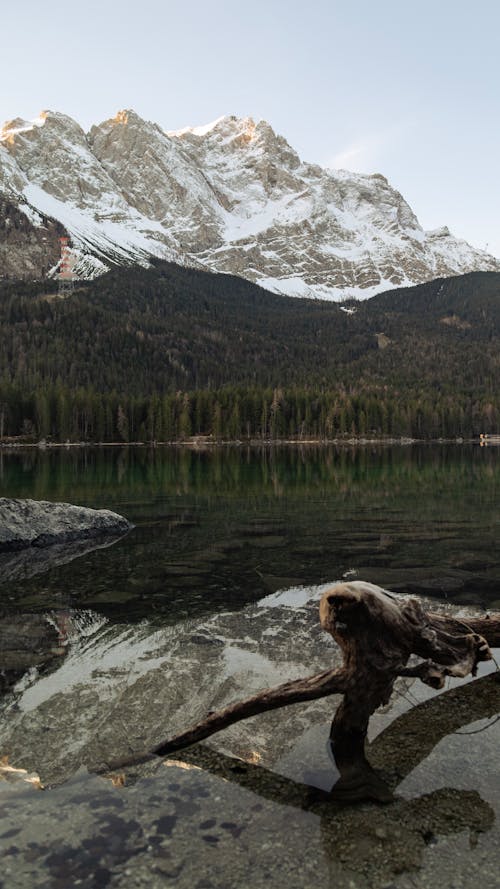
[0,383,497,444]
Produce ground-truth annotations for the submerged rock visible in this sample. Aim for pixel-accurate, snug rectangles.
[0,612,66,695]
[0,498,132,552]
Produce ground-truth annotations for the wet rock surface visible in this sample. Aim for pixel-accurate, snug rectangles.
[0,684,499,889]
[0,586,498,888]
[0,498,132,552]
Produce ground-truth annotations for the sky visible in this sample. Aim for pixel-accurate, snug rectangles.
[2,0,499,256]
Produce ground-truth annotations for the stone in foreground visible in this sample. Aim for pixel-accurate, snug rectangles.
[0,498,132,551]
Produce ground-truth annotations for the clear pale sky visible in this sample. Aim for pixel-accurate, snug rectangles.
[2,0,499,255]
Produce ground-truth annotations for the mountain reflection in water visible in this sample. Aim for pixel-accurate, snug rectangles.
[0,445,499,888]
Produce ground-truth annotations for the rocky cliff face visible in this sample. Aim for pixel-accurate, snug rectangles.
[1,109,498,299]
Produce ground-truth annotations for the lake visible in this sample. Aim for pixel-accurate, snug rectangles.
[0,444,499,889]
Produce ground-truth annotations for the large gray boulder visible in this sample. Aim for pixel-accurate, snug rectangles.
[0,498,132,551]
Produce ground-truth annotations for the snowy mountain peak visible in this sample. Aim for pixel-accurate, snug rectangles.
[1,111,89,167]
[169,113,262,139]
[0,112,48,143]
[168,114,235,138]
[1,108,498,298]
[107,108,159,131]
[169,114,299,167]
[111,109,135,126]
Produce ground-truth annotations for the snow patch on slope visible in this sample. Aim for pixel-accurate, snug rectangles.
[22,183,178,268]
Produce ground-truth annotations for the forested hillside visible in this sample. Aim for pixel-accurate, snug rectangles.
[0,263,499,442]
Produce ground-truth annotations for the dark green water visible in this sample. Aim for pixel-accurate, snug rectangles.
[0,444,499,621]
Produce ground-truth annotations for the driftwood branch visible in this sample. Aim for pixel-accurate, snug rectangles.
[99,667,349,773]
[153,666,347,756]
[97,582,499,797]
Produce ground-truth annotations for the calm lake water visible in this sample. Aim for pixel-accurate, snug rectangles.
[1,443,499,619]
[0,445,499,889]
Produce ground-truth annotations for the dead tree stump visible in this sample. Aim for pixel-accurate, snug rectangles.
[99,582,500,800]
[319,582,495,799]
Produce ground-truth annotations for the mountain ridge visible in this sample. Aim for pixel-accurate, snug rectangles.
[1,108,498,299]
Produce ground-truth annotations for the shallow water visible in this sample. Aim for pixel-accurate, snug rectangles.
[0,444,499,888]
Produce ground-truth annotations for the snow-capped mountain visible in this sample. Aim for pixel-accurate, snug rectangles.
[1,109,498,299]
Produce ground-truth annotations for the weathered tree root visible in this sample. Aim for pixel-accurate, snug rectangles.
[96,582,499,797]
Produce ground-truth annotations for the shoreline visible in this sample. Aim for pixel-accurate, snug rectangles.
[0,435,484,451]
